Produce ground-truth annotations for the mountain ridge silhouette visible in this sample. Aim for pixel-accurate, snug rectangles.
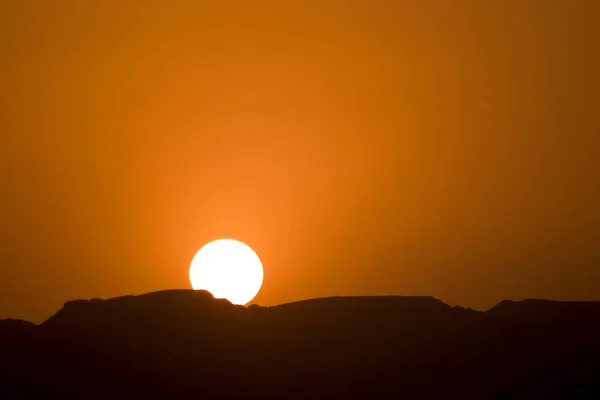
[2,290,599,399]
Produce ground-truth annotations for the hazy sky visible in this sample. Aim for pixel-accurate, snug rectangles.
[1,1,599,322]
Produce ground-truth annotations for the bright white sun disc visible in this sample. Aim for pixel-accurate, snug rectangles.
[189,239,263,305]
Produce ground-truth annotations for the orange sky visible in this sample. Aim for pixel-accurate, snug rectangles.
[1,1,599,322]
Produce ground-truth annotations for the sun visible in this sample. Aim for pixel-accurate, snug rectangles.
[189,239,264,305]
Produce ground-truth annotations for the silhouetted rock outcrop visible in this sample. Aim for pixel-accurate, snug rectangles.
[1,291,599,399]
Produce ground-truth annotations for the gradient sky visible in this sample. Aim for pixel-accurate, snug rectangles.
[1,1,599,323]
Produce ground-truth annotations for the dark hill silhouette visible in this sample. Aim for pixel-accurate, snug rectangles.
[0,318,36,337]
[1,290,599,399]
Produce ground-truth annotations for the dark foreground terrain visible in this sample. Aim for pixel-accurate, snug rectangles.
[1,290,599,399]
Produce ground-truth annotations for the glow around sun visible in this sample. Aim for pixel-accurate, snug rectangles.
[189,239,264,305]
